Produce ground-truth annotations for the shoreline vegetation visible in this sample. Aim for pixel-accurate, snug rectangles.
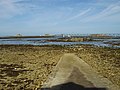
[0,44,120,89]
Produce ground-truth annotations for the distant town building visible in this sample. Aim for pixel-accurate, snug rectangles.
[90,34,106,37]
[70,37,91,42]
[61,34,71,38]
[67,35,71,38]
[44,34,54,36]
[62,34,65,38]
[16,34,22,37]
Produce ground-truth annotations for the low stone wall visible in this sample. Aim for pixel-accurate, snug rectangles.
[67,45,120,87]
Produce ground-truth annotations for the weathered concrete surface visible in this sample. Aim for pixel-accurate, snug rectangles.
[42,53,120,90]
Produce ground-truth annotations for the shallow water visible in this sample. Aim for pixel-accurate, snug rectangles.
[0,38,120,48]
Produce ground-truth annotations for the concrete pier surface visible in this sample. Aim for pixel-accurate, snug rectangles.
[42,53,120,90]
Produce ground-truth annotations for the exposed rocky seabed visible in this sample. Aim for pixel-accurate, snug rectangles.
[0,45,120,89]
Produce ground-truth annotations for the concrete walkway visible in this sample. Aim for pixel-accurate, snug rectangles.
[42,53,120,90]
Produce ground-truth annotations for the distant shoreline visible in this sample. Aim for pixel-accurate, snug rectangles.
[0,36,54,39]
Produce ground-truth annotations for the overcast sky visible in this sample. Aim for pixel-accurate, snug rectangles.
[0,0,120,36]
